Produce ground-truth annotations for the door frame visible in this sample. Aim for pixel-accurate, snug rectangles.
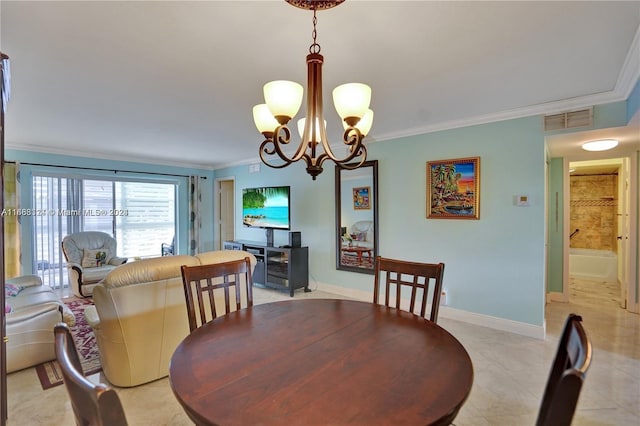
[562,154,639,313]
[213,177,235,250]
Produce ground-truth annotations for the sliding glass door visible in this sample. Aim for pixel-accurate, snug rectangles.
[32,175,74,289]
[32,175,176,289]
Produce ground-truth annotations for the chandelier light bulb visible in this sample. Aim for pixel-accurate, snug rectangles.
[263,80,303,124]
[297,117,327,141]
[332,83,372,124]
[253,104,280,134]
[343,109,374,137]
[581,139,619,151]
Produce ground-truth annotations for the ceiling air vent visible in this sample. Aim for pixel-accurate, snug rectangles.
[544,107,593,132]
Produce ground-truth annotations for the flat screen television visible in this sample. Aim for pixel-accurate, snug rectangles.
[242,186,291,230]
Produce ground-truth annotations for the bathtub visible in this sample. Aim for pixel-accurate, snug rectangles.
[569,248,617,281]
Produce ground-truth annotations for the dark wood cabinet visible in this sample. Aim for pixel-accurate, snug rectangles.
[223,240,309,297]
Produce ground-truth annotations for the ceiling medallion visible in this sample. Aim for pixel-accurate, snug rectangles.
[285,0,345,11]
[253,0,373,180]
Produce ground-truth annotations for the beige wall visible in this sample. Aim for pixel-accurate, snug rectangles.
[570,174,618,251]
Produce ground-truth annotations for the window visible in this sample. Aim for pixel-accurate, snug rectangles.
[114,181,175,258]
[32,174,176,289]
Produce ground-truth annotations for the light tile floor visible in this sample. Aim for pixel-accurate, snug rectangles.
[6,279,639,425]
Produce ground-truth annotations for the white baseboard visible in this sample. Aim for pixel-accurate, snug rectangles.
[317,281,371,302]
[437,305,546,339]
[317,281,546,340]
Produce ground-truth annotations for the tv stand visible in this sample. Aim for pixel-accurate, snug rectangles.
[265,228,274,247]
[223,240,309,297]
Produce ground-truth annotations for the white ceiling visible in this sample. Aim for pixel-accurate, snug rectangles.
[1,0,639,170]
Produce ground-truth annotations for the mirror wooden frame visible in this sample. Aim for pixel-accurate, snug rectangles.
[335,160,379,274]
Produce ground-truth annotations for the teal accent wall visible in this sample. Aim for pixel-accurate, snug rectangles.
[215,156,336,255]
[216,100,634,327]
[547,158,564,293]
[4,150,214,269]
[218,116,548,326]
[592,101,628,129]
[372,117,546,325]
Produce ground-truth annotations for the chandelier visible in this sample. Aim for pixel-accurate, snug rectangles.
[252,0,373,180]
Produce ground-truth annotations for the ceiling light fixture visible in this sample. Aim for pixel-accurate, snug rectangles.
[253,0,373,180]
[581,139,619,152]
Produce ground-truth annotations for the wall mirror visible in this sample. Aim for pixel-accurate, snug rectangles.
[335,160,378,274]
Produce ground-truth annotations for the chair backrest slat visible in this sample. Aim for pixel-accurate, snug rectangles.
[54,322,128,426]
[536,313,592,426]
[180,257,254,332]
[373,256,445,323]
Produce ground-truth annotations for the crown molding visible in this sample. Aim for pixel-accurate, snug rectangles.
[616,24,640,99]
[5,142,215,172]
[370,90,622,144]
[371,26,640,144]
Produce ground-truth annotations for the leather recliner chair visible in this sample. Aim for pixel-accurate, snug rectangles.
[61,231,128,297]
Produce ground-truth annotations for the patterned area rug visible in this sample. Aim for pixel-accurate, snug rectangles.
[35,297,101,390]
[341,253,374,269]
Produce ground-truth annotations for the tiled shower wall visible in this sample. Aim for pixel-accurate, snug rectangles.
[569,174,618,251]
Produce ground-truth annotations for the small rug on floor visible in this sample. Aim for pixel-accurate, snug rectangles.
[35,297,101,390]
[340,253,374,269]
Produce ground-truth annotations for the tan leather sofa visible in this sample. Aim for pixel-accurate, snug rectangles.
[5,275,75,373]
[84,250,256,387]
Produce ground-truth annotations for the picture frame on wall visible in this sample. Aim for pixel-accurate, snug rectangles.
[426,156,480,220]
[353,186,370,210]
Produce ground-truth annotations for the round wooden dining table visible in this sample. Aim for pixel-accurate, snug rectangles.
[169,299,474,426]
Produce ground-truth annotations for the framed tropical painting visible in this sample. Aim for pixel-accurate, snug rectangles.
[427,157,480,220]
[353,186,370,210]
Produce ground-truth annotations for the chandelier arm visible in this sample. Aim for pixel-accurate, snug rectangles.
[259,138,294,169]
[260,126,296,166]
[306,144,367,176]
[342,127,367,162]
[273,125,307,162]
[319,127,366,164]
[287,132,313,163]
[335,147,368,169]
[261,125,310,166]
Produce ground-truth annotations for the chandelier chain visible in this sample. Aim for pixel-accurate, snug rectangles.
[309,8,321,54]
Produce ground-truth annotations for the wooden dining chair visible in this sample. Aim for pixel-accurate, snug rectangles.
[54,322,128,426]
[180,256,254,332]
[373,256,445,323]
[536,313,592,426]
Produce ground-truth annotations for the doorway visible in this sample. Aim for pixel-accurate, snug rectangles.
[214,178,235,250]
[565,157,633,311]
